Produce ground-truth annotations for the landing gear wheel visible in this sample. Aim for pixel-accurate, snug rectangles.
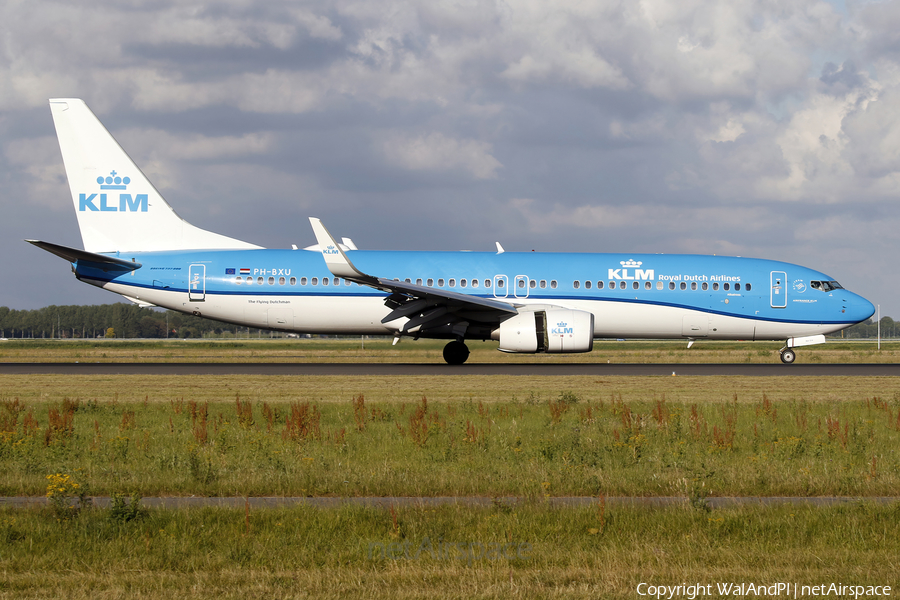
[780,349,796,364]
[442,341,470,365]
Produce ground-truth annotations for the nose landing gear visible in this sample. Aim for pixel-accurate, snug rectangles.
[442,340,470,365]
[779,348,796,364]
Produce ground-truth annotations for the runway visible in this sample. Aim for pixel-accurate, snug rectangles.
[0,362,898,376]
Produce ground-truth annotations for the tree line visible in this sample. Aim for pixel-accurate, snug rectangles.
[837,316,898,340]
[0,303,894,340]
[0,304,252,339]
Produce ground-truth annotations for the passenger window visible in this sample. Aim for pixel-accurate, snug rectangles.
[669,282,675,290]
[551,280,558,289]
[486,280,492,288]
[745,283,751,291]
[573,281,580,289]
[702,282,708,291]
[620,281,626,290]
[680,282,686,290]
[235,277,242,285]
[518,279,526,288]
[645,282,651,290]
[735,283,741,291]
[529,280,536,289]
[438,278,445,286]
[657,281,663,290]
[300,277,307,285]
[246,276,253,284]
[312,277,318,285]
[540,280,546,288]
[632,281,639,290]
[449,279,456,287]
[427,278,433,286]
[472,279,479,288]
[598,281,604,289]
[712,282,718,291]
[291,277,297,285]
[322,278,329,286]
[404,278,411,283]
[690,282,697,290]
[416,278,423,285]
[724,283,730,291]
[345,279,351,286]
[461,279,468,288]
[257,277,264,285]
[279,276,285,285]
[585,281,592,289]
[498,279,504,288]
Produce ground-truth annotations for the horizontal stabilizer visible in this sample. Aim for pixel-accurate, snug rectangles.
[122,295,157,308]
[26,240,141,270]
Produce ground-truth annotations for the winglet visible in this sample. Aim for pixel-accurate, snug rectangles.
[308,218,371,281]
[495,242,505,254]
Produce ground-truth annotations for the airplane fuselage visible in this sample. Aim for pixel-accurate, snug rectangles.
[35,99,876,364]
[74,248,874,342]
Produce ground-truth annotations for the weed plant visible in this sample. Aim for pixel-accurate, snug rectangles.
[1,385,899,498]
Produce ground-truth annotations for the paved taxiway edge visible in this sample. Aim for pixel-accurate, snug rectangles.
[0,363,898,376]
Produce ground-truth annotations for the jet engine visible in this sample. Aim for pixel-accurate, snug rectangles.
[494,309,594,353]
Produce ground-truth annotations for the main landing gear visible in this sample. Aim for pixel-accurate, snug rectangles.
[779,348,796,364]
[442,340,470,365]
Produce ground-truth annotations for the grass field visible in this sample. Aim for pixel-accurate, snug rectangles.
[0,337,897,363]
[1,373,899,498]
[1,341,897,597]
[1,502,897,599]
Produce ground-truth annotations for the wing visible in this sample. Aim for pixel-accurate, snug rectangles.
[308,218,518,337]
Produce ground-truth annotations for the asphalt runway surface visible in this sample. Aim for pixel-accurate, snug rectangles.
[0,362,899,376]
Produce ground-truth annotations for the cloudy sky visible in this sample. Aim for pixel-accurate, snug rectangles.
[1,0,898,318]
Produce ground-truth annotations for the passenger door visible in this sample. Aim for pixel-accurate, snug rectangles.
[770,271,787,308]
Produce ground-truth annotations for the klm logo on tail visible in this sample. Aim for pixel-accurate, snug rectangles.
[79,171,148,212]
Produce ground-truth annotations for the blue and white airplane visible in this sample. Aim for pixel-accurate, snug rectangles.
[29,99,875,364]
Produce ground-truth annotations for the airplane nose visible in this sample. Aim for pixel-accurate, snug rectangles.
[844,293,875,324]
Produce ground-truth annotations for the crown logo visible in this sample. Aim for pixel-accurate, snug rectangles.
[97,170,131,190]
[620,259,642,268]
[557,322,567,327]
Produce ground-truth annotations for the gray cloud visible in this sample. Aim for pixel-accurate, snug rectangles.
[1,0,898,319]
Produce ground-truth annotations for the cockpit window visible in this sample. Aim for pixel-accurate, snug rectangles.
[810,280,843,292]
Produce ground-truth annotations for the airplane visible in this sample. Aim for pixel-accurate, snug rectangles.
[28,98,875,364]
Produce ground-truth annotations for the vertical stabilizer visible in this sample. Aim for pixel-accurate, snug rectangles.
[49,99,261,253]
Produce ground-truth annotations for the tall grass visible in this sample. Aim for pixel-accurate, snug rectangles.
[1,386,898,497]
[0,502,897,599]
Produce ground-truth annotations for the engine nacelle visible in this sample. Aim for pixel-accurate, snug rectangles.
[495,309,594,353]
